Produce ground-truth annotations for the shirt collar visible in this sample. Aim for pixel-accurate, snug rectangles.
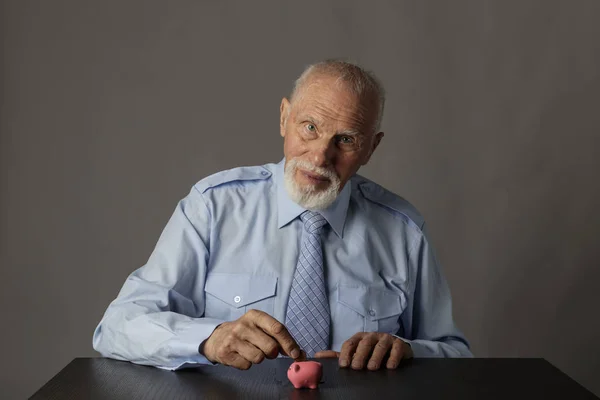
[276,158,350,238]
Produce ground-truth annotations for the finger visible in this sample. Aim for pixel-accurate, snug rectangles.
[235,340,266,365]
[339,334,363,367]
[314,350,340,359]
[386,339,406,369]
[231,354,253,370]
[237,326,280,359]
[351,335,379,370]
[367,336,394,370]
[222,350,253,370]
[252,311,300,358]
[296,350,307,361]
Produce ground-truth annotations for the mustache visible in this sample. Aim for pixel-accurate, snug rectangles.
[289,159,339,181]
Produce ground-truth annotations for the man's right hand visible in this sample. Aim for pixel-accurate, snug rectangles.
[200,309,302,369]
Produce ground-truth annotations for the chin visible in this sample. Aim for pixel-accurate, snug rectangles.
[296,179,330,193]
[286,178,340,211]
[284,158,342,210]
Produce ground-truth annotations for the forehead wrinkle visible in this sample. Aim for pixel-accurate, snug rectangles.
[297,113,323,126]
[291,77,374,136]
[310,100,366,131]
[292,71,380,130]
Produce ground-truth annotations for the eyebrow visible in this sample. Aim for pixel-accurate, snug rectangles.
[299,114,363,137]
[337,129,363,137]
[300,115,323,126]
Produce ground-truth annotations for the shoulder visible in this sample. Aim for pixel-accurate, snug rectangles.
[351,174,425,231]
[193,163,275,194]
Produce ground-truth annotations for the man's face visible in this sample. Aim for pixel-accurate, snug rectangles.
[279,74,383,209]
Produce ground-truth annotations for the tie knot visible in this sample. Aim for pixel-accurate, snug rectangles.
[301,211,327,234]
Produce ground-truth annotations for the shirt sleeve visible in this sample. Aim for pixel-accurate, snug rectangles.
[396,223,473,358]
[92,186,222,370]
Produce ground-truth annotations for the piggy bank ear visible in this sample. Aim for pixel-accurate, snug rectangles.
[294,364,300,372]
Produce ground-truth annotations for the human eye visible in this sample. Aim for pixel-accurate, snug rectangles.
[338,136,354,145]
[302,122,318,137]
[336,134,361,151]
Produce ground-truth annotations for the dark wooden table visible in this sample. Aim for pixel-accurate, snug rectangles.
[30,357,597,399]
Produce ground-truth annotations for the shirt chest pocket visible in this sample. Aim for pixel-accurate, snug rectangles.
[204,273,278,321]
[337,284,407,334]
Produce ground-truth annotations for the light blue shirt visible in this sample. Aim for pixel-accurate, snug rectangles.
[93,159,472,370]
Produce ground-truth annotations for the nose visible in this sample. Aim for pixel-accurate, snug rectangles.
[308,137,336,168]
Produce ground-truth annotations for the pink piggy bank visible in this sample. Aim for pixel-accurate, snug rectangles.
[287,361,323,389]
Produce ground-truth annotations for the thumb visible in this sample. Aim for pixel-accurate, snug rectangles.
[314,350,340,358]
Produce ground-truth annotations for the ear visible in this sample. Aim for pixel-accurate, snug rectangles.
[362,131,384,165]
[280,98,291,138]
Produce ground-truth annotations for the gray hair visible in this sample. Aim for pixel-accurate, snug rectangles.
[290,60,386,132]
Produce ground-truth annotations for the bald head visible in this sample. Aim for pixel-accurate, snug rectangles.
[289,60,385,132]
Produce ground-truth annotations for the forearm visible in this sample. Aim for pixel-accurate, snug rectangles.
[395,335,473,358]
[403,224,473,359]
[93,188,217,369]
[93,304,224,370]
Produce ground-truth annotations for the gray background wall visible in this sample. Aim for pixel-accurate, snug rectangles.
[1,1,599,398]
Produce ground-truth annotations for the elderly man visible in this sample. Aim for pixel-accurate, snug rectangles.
[93,60,472,372]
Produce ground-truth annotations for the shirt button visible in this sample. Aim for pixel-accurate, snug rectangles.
[368,309,376,316]
[261,171,269,176]
[234,296,241,304]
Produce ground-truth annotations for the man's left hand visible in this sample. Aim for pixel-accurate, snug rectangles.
[314,332,413,370]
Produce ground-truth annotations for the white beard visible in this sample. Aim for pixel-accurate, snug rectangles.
[284,158,341,210]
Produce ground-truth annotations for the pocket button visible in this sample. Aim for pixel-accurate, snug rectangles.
[368,309,376,317]
[234,296,241,304]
